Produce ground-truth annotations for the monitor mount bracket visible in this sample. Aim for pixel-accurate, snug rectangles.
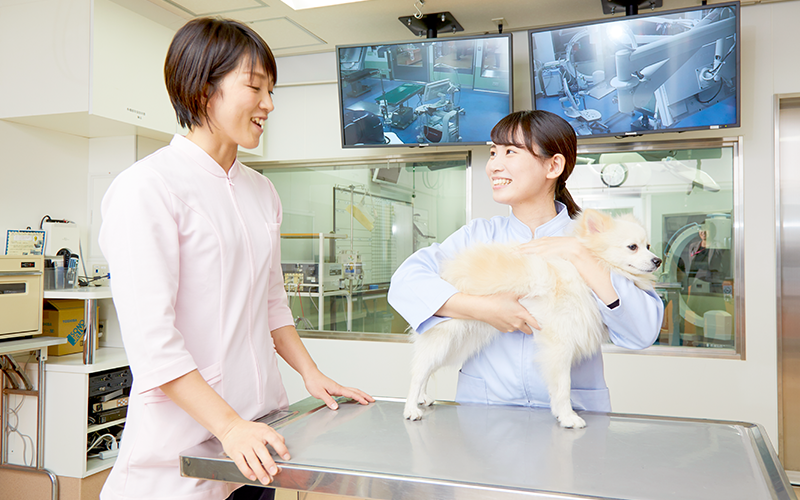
[601,0,662,16]
[399,11,464,38]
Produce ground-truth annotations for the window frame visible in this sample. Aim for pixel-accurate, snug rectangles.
[247,151,473,343]
[575,137,745,359]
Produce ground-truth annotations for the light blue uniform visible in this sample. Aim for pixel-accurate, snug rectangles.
[388,202,664,412]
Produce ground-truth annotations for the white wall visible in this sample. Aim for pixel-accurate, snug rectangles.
[0,121,90,250]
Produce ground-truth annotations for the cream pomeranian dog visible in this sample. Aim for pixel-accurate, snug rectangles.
[403,209,662,428]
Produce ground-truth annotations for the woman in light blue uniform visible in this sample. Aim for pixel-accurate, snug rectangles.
[388,110,663,413]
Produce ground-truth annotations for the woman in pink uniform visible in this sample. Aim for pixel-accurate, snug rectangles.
[99,17,373,500]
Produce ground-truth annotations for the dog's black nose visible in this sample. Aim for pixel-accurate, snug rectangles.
[652,257,662,268]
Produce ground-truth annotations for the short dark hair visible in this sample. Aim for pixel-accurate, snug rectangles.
[164,17,277,130]
[490,110,581,218]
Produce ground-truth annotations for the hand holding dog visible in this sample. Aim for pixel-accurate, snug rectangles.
[480,292,542,334]
[438,292,541,334]
[519,236,619,306]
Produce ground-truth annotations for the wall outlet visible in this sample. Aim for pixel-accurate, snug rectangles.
[92,264,109,286]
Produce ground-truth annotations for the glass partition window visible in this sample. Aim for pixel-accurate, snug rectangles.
[253,155,468,337]
[568,140,741,354]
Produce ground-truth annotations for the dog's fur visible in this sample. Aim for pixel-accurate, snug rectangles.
[403,209,661,428]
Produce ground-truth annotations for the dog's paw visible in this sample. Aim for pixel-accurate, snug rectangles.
[557,413,586,429]
[403,405,424,421]
[421,394,434,406]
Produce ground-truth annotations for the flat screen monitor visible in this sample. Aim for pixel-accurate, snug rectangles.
[337,33,513,148]
[528,2,739,138]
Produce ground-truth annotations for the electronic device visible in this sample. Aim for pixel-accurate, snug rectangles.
[92,396,129,413]
[529,2,740,138]
[336,33,513,148]
[372,167,402,184]
[42,221,81,261]
[282,263,343,292]
[89,366,132,397]
[0,255,44,339]
[92,406,128,424]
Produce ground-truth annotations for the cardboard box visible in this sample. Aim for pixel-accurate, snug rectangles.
[42,300,97,356]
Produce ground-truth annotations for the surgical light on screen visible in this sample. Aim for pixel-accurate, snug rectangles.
[528,1,740,139]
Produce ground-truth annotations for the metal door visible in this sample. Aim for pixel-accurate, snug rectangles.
[778,96,800,481]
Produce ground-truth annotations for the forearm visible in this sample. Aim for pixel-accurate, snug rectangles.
[604,274,664,348]
[161,369,291,486]
[571,252,618,306]
[435,292,484,320]
[159,370,241,439]
[272,325,375,408]
[272,325,319,379]
[436,292,540,334]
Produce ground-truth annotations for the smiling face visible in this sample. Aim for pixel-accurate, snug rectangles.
[204,57,274,151]
[485,141,562,210]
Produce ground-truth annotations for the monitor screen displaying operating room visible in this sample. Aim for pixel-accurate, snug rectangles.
[336,34,512,147]
[529,2,739,138]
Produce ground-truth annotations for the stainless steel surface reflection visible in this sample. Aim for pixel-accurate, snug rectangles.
[181,398,795,500]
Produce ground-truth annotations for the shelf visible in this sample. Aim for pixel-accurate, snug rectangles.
[280,233,347,239]
[0,336,66,356]
[86,456,116,476]
[88,418,126,434]
[43,286,112,300]
[45,347,128,374]
[286,289,351,298]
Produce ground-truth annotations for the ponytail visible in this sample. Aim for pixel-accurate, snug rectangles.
[555,181,581,219]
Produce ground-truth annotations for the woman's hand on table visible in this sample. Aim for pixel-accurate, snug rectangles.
[219,418,289,486]
[302,369,375,410]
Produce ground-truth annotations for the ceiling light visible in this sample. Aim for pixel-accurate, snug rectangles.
[280,0,369,9]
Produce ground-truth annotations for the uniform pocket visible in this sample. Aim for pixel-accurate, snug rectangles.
[569,387,611,412]
[455,369,489,404]
[131,363,223,468]
[266,222,280,246]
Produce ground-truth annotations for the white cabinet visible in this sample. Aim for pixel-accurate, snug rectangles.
[43,347,128,478]
[0,0,176,140]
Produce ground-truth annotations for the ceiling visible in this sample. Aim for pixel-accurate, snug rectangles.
[110,0,715,57]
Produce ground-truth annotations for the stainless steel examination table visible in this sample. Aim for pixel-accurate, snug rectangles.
[180,397,796,500]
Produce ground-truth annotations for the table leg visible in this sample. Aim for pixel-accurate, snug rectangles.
[0,345,60,500]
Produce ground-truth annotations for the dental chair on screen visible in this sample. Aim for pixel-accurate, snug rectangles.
[415,78,462,143]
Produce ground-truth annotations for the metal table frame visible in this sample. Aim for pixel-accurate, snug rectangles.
[1,336,67,500]
[181,397,797,500]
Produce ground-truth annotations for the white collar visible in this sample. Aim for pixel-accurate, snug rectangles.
[170,134,240,180]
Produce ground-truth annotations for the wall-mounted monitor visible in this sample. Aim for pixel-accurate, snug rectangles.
[529,2,739,138]
[337,33,512,148]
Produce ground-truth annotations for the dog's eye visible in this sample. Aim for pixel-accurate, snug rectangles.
[628,244,638,251]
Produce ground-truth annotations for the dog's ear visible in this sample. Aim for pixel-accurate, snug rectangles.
[580,209,613,235]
